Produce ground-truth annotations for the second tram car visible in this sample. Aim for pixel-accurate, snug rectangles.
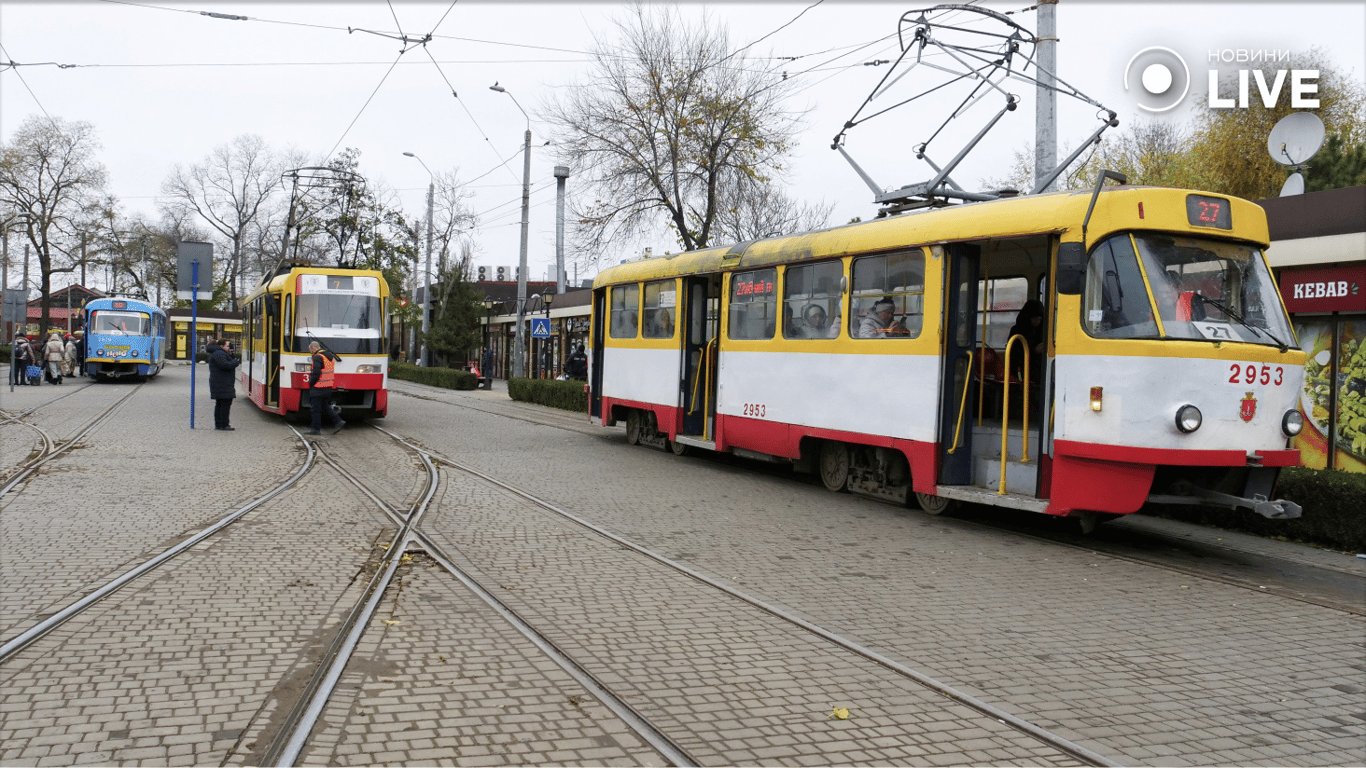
[589,182,1307,527]
[82,297,168,380]
[241,265,390,420]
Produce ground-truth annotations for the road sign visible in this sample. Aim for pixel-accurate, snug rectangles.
[176,242,214,301]
[531,318,551,338]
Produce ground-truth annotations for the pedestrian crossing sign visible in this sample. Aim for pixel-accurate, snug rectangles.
[531,318,551,338]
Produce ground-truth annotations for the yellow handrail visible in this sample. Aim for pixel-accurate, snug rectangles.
[702,338,717,440]
[688,337,715,415]
[998,333,1031,495]
[947,351,973,455]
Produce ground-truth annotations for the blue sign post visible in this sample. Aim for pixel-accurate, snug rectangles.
[531,318,551,338]
[177,242,214,429]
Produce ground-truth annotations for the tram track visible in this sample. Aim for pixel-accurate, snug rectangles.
[363,423,1117,768]
[0,382,142,497]
[264,428,698,767]
[0,425,316,665]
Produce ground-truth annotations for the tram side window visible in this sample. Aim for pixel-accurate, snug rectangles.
[728,268,777,340]
[642,279,677,339]
[783,261,843,339]
[1083,235,1158,339]
[609,284,640,339]
[850,250,924,339]
[979,276,1028,348]
[253,299,265,341]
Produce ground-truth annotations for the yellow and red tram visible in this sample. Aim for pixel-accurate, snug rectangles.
[241,265,390,420]
[589,183,1306,526]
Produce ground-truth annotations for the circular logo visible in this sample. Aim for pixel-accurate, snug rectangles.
[1123,46,1190,113]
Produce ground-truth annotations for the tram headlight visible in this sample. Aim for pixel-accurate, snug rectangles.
[1282,409,1304,437]
[356,364,380,373]
[1175,404,1202,433]
[295,363,311,372]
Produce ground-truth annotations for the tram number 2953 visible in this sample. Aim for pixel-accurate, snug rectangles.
[741,403,768,418]
[1229,364,1284,386]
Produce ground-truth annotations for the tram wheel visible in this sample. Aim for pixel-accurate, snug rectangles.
[915,492,956,516]
[625,410,642,445]
[819,441,850,492]
[670,438,692,457]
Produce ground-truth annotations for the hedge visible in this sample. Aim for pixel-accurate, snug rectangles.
[1145,466,1366,552]
[388,360,479,390]
[507,377,589,413]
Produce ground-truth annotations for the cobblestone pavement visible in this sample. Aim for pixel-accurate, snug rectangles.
[1,367,303,638]
[379,379,1365,767]
[0,370,401,765]
[0,369,1361,767]
[291,554,667,768]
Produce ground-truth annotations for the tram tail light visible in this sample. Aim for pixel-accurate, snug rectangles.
[1089,386,1103,411]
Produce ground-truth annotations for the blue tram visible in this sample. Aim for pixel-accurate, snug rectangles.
[82,297,169,380]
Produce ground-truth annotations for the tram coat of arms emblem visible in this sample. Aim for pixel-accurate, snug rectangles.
[1240,391,1257,422]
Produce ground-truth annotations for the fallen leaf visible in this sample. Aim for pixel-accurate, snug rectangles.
[828,707,850,720]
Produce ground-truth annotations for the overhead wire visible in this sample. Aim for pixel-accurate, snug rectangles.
[0,43,55,122]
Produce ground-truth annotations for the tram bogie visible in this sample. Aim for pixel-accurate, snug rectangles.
[82,297,169,381]
[589,184,1307,523]
[240,265,391,421]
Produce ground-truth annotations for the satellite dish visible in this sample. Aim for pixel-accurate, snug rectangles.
[1267,112,1325,166]
[1279,172,1305,197]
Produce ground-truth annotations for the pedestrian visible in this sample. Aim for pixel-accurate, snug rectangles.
[43,332,65,384]
[74,331,86,376]
[27,337,42,384]
[62,334,78,377]
[566,344,588,381]
[10,333,30,386]
[481,346,495,390]
[207,337,241,431]
[304,340,344,436]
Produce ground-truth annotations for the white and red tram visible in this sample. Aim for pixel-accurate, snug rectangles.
[589,183,1307,526]
[241,266,390,420]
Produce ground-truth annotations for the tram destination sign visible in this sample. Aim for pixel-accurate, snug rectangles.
[175,242,215,301]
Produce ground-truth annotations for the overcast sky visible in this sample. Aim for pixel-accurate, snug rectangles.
[2,0,1363,293]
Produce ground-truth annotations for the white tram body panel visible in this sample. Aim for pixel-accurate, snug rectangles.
[715,350,942,441]
[601,346,681,407]
[1055,354,1304,452]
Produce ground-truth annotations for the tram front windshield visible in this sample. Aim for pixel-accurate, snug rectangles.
[90,310,151,336]
[1084,233,1294,348]
[294,293,383,354]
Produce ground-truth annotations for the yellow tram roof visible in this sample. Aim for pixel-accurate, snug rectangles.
[593,186,1270,286]
[248,266,391,299]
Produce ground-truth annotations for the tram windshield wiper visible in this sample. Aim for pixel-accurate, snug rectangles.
[1193,293,1289,352]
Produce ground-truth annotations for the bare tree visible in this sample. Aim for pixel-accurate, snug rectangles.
[160,134,288,310]
[544,3,801,258]
[715,179,833,243]
[0,115,108,331]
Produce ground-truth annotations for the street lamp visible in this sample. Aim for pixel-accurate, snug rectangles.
[403,151,435,367]
[491,82,531,379]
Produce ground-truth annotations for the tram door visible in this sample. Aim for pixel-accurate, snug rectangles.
[266,295,281,408]
[589,290,606,420]
[937,245,980,485]
[678,275,719,438]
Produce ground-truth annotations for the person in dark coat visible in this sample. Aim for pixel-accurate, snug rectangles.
[1007,299,1046,392]
[565,344,588,381]
[481,346,495,390]
[207,338,241,431]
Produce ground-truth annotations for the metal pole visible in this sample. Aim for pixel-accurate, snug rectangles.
[1033,0,1058,193]
[191,258,199,430]
[554,165,569,294]
[422,180,434,367]
[514,128,530,379]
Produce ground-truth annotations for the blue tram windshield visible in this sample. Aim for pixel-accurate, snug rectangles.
[90,310,151,336]
[293,293,383,354]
